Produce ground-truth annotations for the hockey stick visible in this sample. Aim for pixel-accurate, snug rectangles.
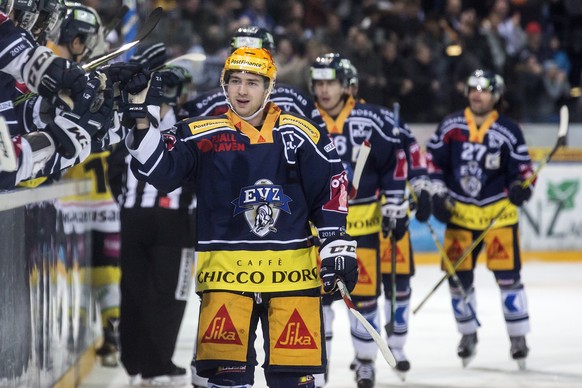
[13,7,163,107]
[413,105,569,315]
[82,6,163,70]
[337,280,397,368]
[348,140,371,200]
[0,116,17,172]
[407,181,481,326]
[385,102,400,337]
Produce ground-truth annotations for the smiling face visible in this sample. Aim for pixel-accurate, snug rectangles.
[226,71,269,119]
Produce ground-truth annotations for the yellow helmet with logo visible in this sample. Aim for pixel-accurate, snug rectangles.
[221,47,277,87]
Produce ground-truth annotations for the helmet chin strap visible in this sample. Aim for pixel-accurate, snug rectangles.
[222,83,273,122]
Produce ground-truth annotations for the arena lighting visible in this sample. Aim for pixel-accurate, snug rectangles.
[570,86,581,98]
[446,44,462,56]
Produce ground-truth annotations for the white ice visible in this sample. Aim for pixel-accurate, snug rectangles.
[81,261,582,388]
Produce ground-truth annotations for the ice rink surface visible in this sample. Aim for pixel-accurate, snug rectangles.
[81,261,582,388]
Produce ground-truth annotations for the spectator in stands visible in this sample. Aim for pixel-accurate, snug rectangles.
[346,27,384,105]
[381,37,412,109]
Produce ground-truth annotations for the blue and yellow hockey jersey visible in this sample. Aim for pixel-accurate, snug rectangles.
[128,103,348,293]
[426,108,534,230]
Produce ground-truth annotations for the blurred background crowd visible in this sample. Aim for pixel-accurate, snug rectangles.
[85,0,582,123]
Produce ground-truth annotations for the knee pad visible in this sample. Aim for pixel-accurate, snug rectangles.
[384,288,411,342]
[498,279,530,336]
[450,286,479,335]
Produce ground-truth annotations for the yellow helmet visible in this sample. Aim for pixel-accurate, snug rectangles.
[221,47,277,86]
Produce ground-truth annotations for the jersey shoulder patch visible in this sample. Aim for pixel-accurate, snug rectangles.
[279,113,320,144]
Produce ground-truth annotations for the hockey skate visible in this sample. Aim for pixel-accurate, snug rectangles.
[390,347,410,381]
[96,319,120,367]
[510,336,529,370]
[457,332,478,368]
[141,364,188,387]
[354,359,375,388]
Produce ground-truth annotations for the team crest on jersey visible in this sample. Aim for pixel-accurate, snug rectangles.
[459,160,483,197]
[232,179,292,237]
[348,119,372,146]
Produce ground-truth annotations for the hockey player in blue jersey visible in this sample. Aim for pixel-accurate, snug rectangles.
[426,69,534,369]
[0,1,113,188]
[310,53,409,388]
[125,46,358,387]
[180,26,320,122]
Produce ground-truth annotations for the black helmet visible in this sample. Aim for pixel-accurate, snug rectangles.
[230,26,275,53]
[465,69,505,101]
[0,0,14,15]
[309,52,352,93]
[12,0,40,31]
[58,2,101,47]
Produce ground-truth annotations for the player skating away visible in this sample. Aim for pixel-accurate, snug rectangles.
[310,53,408,388]
[426,69,533,369]
[125,46,358,388]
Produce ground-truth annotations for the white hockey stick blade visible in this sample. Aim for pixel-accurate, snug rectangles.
[337,280,397,368]
[349,140,371,200]
[557,105,569,141]
[0,116,18,172]
[82,7,163,70]
[165,52,207,66]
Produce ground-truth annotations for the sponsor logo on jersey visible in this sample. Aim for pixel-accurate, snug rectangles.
[394,149,408,180]
[201,304,243,345]
[275,309,317,349]
[232,179,292,237]
[486,236,510,260]
[280,115,320,143]
[163,133,177,151]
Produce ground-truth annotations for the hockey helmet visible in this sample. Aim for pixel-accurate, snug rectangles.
[465,69,505,101]
[222,46,277,87]
[221,47,277,119]
[12,0,40,31]
[0,0,14,15]
[230,26,275,54]
[310,52,352,94]
[58,2,101,49]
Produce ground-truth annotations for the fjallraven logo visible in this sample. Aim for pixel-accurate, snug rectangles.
[275,309,317,349]
[232,179,292,237]
[201,305,242,345]
[487,236,509,260]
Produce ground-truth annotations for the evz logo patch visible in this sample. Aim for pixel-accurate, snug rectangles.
[232,179,293,237]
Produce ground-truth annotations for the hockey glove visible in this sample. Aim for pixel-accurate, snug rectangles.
[159,66,192,105]
[411,178,432,223]
[319,236,359,294]
[431,180,455,224]
[122,72,164,128]
[49,72,114,159]
[382,200,409,241]
[129,42,167,70]
[22,46,87,111]
[508,180,532,206]
[102,62,144,90]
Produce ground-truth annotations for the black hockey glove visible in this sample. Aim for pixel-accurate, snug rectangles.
[319,236,359,294]
[129,42,167,70]
[22,46,87,111]
[102,62,144,90]
[410,178,432,223]
[508,180,532,206]
[122,71,164,127]
[431,180,455,224]
[382,200,409,241]
[158,66,191,104]
[49,72,114,159]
